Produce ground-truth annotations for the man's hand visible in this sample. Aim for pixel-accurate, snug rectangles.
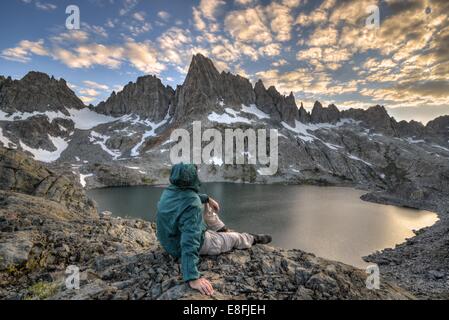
[189,278,214,296]
[208,198,220,212]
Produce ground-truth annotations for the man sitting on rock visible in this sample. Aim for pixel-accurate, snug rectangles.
[156,163,272,296]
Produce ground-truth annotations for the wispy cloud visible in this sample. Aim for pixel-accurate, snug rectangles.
[21,0,57,11]
[1,39,49,62]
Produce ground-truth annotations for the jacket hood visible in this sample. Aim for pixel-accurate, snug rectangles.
[169,163,201,192]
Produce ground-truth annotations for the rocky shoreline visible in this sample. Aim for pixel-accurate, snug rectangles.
[0,146,418,300]
[361,191,449,299]
[2,147,449,300]
[78,168,449,300]
[1,55,449,300]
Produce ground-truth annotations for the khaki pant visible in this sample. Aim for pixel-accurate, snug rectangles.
[199,204,254,256]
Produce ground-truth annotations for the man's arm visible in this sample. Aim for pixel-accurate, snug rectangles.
[198,193,209,204]
[198,194,221,212]
[203,203,226,232]
[178,205,214,295]
[179,205,203,281]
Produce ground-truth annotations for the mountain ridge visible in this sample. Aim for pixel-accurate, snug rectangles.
[1,54,448,131]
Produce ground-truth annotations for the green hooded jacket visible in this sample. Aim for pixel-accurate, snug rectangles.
[156,163,209,282]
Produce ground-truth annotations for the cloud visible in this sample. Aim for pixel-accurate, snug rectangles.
[157,11,171,22]
[266,2,294,41]
[124,21,152,36]
[79,96,97,104]
[199,0,226,20]
[258,43,282,57]
[308,26,338,47]
[224,2,297,44]
[282,0,301,8]
[83,80,109,91]
[53,44,124,69]
[235,0,254,5]
[133,11,146,22]
[119,0,139,16]
[272,59,288,67]
[35,1,57,11]
[1,39,49,62]
[296,46,351,71]
[158,27,193,66]
[193,7,207,31]
[224,8,272,43]
[393,80,449,99]
[21,0,57,11]
[51,31,90,43]
[79,88,100,97]
[125,41,165,74]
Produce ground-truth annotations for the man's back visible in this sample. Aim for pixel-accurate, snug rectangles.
[156,185,205,258]
[156,163,208,282]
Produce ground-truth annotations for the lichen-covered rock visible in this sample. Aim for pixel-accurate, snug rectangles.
[0,147,97,218]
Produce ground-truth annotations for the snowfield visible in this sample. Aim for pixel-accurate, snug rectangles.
[208,108,252,125]
[89,131,121,160]
[79,173,94,187]
[130,112,171,157]
[19,135,69,163]
[0,107,118,130]
[0,127,17,149]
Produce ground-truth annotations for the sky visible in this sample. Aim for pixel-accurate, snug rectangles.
[0,0,448,124]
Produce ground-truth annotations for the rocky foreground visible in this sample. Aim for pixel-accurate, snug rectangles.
[0,147,412,300]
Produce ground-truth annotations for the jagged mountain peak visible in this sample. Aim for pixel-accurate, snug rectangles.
[184,53,220,84]
[311,101,340,124]
[313,101,323,109]
[96,73,175,122]
[0,71,85,114]
[21,71,51,82]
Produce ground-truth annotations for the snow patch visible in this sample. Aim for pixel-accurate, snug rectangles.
[282,119,358,144]
[0,109,66,122]
[281,121,318,142]
[20,135,68,163]
[131,112,170,157]
[208,108,252,125]
[68,108,117,130]
[323,142,343,150]
[79,173,93,187]
[406,137,425,144]
[207,156,224,166]
[347,154,373,167]
[89,131,121,159]
[432,144,449,152]
[241,104,270,119]
[0,127,17,148]
[0,108,118,130]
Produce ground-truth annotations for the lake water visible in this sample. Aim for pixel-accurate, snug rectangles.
[87,183,438,268]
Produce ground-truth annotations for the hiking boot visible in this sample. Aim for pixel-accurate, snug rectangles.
[250,234,272,245]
